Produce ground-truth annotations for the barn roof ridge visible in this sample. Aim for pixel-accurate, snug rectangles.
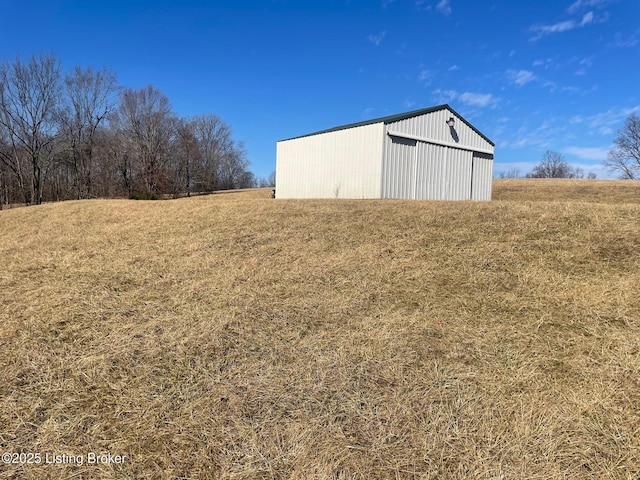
[279,104,495,146]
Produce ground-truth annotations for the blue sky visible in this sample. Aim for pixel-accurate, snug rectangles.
[2,0,639,179]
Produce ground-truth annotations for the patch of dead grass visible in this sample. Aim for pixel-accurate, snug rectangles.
[0,182,639,479]
[493,178,640,204]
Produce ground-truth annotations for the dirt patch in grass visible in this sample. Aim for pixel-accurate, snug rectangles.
[1,182,639,479]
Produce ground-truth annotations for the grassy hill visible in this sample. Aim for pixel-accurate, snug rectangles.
[1,179,639,479]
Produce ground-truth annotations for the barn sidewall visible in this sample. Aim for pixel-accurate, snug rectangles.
[276,122,384,199]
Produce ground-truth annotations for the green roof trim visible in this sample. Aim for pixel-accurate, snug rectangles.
[279,103,495,147]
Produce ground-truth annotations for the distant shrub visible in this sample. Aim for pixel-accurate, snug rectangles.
[129,191,158,201]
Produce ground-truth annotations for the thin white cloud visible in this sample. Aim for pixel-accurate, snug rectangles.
[432,89,497,108]
[563,85,587,93]
[508,121,557,149]
[448,64,459,71]
[529,10,605,41]
[580,11,594,26]
[569,105,640,135]
[436,0,452,15]
[381,0,396,7]
[432,88,459,103]
[367,31,386,46]
[415,0,431,11]
[609,30,640,48]
[567,0,610,14]
[573,57,593,75]
[563,146,609,160]
[531,19,577,39]
[458,92,495,107]
[497,114,591,152]
[507,69,537,86]
[532,58,557,69]
[418,69,434,84]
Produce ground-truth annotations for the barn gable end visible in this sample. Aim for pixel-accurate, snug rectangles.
[384,106,494,154]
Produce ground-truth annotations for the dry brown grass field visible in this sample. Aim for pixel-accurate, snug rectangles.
[1,179,639,479]
[492,178,640,203]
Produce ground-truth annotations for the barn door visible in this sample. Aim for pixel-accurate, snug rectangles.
[413,143,472,200]
[471,152,493,200]
[383,135,417,199]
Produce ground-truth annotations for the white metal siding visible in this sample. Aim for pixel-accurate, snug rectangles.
[415,143,445,200]
[276,122,384,199]
[383,108,494,201]
[386,108,493,154]
[383,140,473,200]
[441,147,473,200]
[382,136,416,198]
[471,152,494,201]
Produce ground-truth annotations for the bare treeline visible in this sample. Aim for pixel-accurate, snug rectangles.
[0,53,256,206]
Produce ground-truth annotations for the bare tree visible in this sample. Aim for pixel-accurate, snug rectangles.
[527,150,580,178]
[173,114,252,193]
[59,66,119,198]
[256,171,276,188]
[605,113,640,179]
[172,118,200,197]
[0,123,29,203]
[0,165,8,208]
[0,53,61,204]
[110,85,175,197]
[93,128,131,198]
[499,168,521,178]
[217,141,250,190]
[0,54,60,204]
[189,114,234,191]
